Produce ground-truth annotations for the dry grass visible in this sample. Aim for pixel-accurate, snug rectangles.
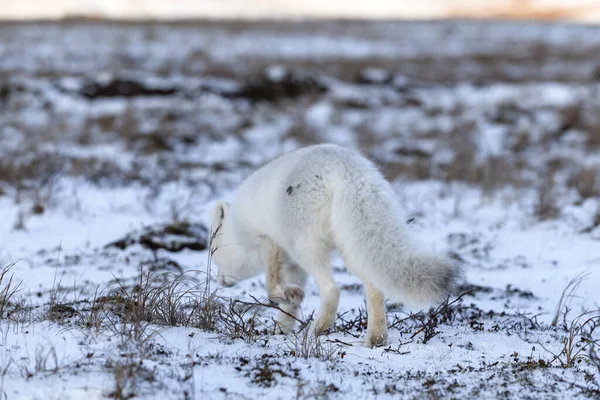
[568,167,599,200]
[108,358,139,400]
[591,343,600,373]
[1,246,302,351]
[0,148,64,199]
[98,266,222,354]
[21,345,59,379]
[541,310,600,368]
[544,274,600,368]
[401,291,472,345]
[381,158,432,183]
[583,202,600,233]
[77,284,107,331]
[216,299,262,343]
[535,171,560,221]
[552,272,589,328]
[587,123,600,148]
[0,359,11,399]
[284,329,340,361]
[105,356,157,400]
[581,105,600,149]
[0,263,23,319]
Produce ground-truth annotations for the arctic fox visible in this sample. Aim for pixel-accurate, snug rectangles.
[210,144,462,347]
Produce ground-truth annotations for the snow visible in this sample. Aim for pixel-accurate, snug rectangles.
[0,19,599,399]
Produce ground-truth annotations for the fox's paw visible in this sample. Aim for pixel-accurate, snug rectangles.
[310,319,335,336]
[282,285,304,306]
[363,333,388,348]
[270,285,304,306]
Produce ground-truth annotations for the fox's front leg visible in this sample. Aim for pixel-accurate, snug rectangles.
[259,238,305,333]
[272,262,308,334]
[260,238,304,306]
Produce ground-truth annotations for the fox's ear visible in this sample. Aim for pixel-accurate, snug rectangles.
[211,200,229,228]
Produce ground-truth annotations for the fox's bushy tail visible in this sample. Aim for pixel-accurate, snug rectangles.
[330,159,463,306]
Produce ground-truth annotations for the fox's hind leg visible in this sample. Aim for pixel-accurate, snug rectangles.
[340,255,388,347]
[362,281,388,347]
[291,248,339,336]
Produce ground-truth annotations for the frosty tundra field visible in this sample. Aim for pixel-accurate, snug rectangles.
[0,20,600,399]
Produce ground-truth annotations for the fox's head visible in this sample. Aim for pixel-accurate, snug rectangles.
[210,200,262,287]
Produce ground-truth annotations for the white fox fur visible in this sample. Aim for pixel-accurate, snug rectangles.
[210,144,462,347]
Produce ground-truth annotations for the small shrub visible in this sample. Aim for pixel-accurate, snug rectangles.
[284,327,341,361]
[542,310,599,368]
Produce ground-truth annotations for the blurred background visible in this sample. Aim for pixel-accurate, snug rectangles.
[1,0,600,22]
[1,0,599,230]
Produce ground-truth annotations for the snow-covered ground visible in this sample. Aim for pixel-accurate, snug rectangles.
[0,20,599,399]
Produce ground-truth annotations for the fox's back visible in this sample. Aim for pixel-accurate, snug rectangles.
[233,144,373,241]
